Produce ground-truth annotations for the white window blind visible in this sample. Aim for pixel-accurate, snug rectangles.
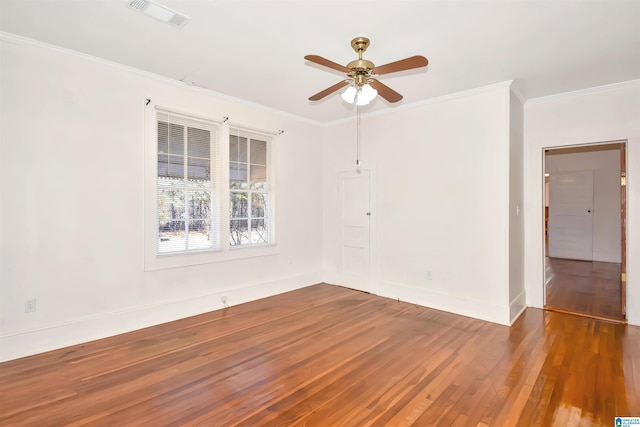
[156,109,220,254]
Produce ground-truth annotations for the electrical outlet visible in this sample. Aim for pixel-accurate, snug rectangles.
[221,296,228,307]
[426,271,432,281]
[25,298,37,313]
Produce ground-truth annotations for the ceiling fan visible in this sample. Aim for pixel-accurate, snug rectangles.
[305,36,428,105]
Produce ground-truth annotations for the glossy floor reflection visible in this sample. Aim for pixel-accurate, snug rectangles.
[546,257,624,321]
[1,284,638,425]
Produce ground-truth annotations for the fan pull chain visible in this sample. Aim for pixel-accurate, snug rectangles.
[356,104,361,166]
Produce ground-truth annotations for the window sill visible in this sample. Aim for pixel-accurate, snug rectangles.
[144,244,279,271]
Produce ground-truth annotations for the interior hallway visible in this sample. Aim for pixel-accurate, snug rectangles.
[545,257,624,321]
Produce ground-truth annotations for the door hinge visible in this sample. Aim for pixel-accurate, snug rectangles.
[621,176,626,187]
[622,273,626,282]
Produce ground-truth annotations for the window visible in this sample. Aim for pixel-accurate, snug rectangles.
[146,106,276,269]
[229,131,270,246]
[156,110,219,254]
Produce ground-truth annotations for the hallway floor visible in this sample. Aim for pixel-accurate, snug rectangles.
[545,257,624,321]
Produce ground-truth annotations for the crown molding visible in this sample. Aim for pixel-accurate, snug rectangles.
[526,79,640,106]
[325,80,515,127]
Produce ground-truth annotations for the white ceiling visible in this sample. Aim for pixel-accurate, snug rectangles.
[1,0,639,123]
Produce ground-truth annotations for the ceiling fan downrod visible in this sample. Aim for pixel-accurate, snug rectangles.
[347,37,375,82]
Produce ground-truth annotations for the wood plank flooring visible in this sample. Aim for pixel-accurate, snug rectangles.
[1,283,639,426]
[545,257,624,321]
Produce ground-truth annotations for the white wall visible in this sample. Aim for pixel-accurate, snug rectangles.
[323,83,516,325]
[545,149,621,263]
[509,90,526,322]
[0,37,324,361]
[524,80,640,325]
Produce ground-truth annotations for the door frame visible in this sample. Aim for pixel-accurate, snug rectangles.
[541,140,627,316]
[621,143,627,316]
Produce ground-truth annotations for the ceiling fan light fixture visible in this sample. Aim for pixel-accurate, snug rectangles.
[341,83,377,105]
[341,85,357,103]
[355,93,369,106]
[356,83,377,105]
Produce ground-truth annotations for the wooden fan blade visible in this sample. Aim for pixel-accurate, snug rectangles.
[305,55,352,74]
[309,80,349,101]
[369,79,403,103]
[371,55,428,75]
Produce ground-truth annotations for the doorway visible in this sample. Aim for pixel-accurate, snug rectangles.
[543,142,626,321]
[338,169,372,293]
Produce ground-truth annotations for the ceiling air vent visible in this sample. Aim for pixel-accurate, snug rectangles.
[128,0,191,28]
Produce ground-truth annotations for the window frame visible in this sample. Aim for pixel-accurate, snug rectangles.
[156,111,220,255]
[143,102,278,271]
[228,128,273,248]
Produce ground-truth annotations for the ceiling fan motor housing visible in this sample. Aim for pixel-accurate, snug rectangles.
[348,36,374,86]
[347,59,375,71]
[352,71,370,87]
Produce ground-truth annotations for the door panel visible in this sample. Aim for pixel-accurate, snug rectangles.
[548,170,594,260]
[339,171,370,292]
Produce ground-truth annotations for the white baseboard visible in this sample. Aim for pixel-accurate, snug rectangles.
[322,268,339,286]
[371,280,511,326]
[0,272,321,362]
[592,251,621,264]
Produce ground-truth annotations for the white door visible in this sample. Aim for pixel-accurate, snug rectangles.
[338,170,371,292]
[548,170,594,260]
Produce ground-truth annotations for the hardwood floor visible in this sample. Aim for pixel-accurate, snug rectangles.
[1,283,639,426]
[545,257,624,321]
